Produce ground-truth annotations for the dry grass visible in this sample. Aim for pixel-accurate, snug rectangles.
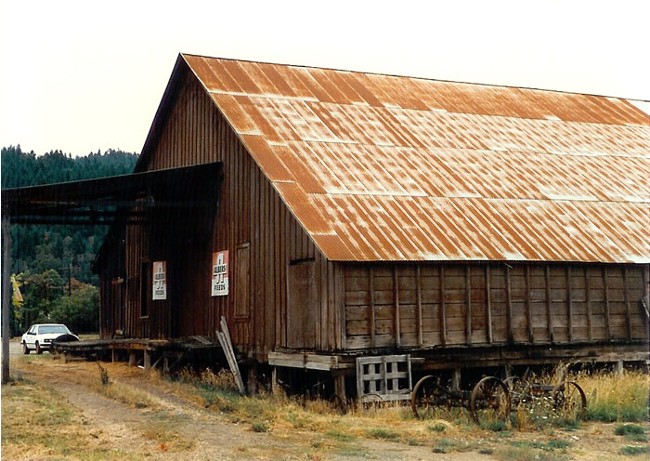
[578,369,649,422]
[5,353,648,460]
[1,376,145,461]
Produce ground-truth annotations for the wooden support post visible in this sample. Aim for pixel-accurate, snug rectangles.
[615,360,624,375]
[333,371,347,401]
[129,352,137,367]
[111,349,117,363]
[451,368,461,391]
[144,351,152,370]
[247,361,258,395]
[394,267,401,348]
[271,367,279,395]
[1,214,11,384]
[486,266,493,344]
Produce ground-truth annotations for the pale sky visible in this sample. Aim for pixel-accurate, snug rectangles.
[1,0,648,157]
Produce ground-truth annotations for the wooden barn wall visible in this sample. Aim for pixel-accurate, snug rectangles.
[343,262,649,350]
[117,71,341,356]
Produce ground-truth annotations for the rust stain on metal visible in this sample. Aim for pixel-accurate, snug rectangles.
[184,54,650,264]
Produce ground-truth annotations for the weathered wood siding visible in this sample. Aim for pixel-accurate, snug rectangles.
[343,262,649,350]
[116,70,343,356]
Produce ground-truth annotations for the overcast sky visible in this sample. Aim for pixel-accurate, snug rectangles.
[1,0,648,157]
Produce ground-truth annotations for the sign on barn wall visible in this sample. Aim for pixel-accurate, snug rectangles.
[211,251,229,296]
[152,261,167,300]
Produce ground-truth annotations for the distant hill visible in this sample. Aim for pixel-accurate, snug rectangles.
[2,145,139,284]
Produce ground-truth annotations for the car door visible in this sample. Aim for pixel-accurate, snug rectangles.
[25,326,37,347]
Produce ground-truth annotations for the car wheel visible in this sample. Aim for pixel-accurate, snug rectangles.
[22,342,30,355]
[35,342,42,354]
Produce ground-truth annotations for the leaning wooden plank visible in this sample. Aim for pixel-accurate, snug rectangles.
[218,316,245,394]
[216,331,245,394]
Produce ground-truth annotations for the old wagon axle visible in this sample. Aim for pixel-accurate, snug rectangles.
[411,375,587,425]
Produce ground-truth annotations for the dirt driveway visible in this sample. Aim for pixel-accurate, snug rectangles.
[2,339,644,460]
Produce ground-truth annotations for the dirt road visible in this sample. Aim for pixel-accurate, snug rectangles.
[4,340,476,460]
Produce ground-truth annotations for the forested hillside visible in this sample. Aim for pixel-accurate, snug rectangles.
[2,145,139,334]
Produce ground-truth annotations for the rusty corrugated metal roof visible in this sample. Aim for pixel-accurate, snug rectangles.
[184,54,650,263]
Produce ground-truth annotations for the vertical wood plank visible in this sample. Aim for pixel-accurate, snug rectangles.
[485,265,493,344]
[603,266,611,340]
[567,266,573,342]
[585,266,593,340]
[466,265,472,346]
[623,266,632,340]
[416,265,423,347]
[505,265,513,342]
[369,266,376,348]
[526,265,534,343]
[394,266,401,348]
[335,264,345,350]
[545,265,554,343]
[440,266,447,346]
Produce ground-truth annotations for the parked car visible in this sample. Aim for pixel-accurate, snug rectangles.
[21,323,79,354]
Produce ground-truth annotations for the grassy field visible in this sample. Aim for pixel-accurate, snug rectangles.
[3,356,649,460]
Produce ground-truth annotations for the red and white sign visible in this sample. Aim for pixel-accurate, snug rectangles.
[211,251,229,296]
[152,261,167,300]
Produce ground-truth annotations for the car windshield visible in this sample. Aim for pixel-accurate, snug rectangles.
[39,325,69,334]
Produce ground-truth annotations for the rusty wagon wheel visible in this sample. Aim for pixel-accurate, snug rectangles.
[552,381,587,420]
[411,375,449,419]
[469,376,511,425]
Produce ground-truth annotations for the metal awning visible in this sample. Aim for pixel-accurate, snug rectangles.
[2,162,223,225]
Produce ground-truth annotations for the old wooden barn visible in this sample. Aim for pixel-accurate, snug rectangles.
[95,53,649,397]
